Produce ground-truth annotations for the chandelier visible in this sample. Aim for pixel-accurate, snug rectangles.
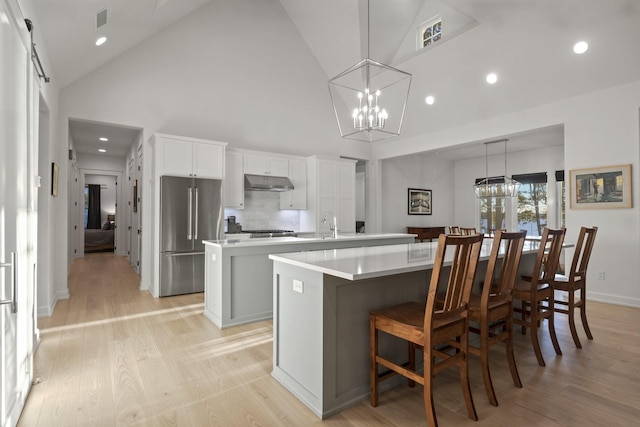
[473,139,521,198]
[328,0,412,142]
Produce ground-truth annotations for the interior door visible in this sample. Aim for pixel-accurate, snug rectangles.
[1,0,33,424]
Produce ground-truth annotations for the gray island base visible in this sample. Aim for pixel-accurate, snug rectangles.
[269,240,547,419]
[202,234,415,329]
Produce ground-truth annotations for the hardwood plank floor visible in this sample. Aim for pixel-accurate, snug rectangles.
[19,252,640,426]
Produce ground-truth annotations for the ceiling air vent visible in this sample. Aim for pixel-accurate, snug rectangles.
[96,8,108,29]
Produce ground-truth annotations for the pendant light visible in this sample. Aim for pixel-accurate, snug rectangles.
[473,139,521,198]
[328,0,412,142]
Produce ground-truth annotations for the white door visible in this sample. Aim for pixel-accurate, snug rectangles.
[1,0,33,425]
[136,148,143,274]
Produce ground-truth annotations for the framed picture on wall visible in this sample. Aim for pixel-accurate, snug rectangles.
[51,162,59,197]
[133,179,138,212]
[569,164,632,209]
[408,188,432,215]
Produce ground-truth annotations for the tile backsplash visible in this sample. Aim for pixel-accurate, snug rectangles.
[224,190,300,232]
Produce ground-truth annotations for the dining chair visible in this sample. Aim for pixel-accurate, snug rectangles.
[370,234,483,426]
[553,226,598,348]
[461,227,478,235]
[512,227,566,367]
[468,230,527,406]
[486,228,506,237]
[448,225,461,235]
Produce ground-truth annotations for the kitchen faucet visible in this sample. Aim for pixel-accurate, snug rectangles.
[321,211,337,238]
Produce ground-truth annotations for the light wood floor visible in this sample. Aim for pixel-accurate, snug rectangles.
[19,252,640,426]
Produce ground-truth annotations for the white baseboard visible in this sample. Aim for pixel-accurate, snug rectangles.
[590,292,640,309]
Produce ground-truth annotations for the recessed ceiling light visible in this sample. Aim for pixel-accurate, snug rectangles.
[99,137,108,142]
[425,95,435,105]
[573,41,589,54]
[486,73,498,84]
[98,149,106,153]
[95,36,107,46]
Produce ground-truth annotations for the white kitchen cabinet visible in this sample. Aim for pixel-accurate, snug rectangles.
[280,158,307,209]
[224,150,244,209]
[152,133,226,179]
[244,153,289,176]
[300,156,356,234]
[149,133,227,297]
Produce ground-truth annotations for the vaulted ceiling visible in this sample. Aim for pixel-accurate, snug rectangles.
[32,0,640,159]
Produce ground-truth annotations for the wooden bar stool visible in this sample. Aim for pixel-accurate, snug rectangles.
[448,225,461,235]
[370,234,483,426]
[553,226,598,348]
[513,227,566,367]
[468,230,527,406]
[461,227,478,235]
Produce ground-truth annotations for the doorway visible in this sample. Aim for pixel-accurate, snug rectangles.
[68,118,142,269]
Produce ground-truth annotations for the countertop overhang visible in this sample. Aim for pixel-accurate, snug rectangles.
[203,233,416,248]
[269,239,573,281]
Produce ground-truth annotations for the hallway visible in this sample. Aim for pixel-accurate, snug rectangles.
[18,253,640,426]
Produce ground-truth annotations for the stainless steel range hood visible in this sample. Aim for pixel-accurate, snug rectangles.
[244,174,294,192]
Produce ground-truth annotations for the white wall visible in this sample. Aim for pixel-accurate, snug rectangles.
[381,154,456,233]
[76,153,124,171]
[373,80,640,307]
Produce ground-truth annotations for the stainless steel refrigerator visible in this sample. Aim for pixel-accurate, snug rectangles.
[159,176,223,296]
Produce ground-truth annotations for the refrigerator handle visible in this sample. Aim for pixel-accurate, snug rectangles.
[187,187,193,240]
[194,187,199,240]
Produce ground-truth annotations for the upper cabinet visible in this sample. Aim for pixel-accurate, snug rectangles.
[226,149,307,210]
[224,150,244,209]
[280,158,307,210]
[152,133,226,179]
[300,156,356,233]
[244,153,289,176]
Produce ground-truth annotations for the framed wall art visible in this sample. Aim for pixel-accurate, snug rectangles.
[408,188,432,215]
[133,179,138,212]
[51,162,59,196]
[569,164,632,209]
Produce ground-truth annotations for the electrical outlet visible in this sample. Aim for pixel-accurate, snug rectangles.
[293,279,304,294]
[597,271,605,280]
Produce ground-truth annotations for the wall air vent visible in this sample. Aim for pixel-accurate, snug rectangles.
[96,8,108,29]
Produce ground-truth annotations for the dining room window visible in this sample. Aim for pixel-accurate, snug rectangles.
[555,170,566,228]
[513,172,548,237]
[476,172,550,235]
[479,196,507,234]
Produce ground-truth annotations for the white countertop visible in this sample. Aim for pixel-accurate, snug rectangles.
[269,238,557,281]
[203,233,416,248]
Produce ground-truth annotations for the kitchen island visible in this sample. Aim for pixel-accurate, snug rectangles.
[202,233,415,329]
[268,239,554,419]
